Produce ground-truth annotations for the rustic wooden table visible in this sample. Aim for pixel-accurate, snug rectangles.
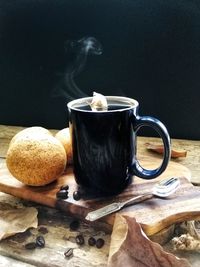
[0,124,200,267]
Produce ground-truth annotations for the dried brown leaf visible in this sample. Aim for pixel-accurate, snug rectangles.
[145,143,187,158]
[0,203,38,240]
[108,214,191,267]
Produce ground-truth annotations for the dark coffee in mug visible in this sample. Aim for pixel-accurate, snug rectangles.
[75,103,131,111]
[68,96,171,196]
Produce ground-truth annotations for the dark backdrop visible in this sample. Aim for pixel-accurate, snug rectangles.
[0,0,200,139]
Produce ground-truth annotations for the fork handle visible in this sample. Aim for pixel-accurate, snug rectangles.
[122,194,153,208]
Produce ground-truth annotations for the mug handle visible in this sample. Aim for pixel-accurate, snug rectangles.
[131,116,171,179]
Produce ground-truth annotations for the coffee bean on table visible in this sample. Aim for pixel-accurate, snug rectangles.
[73,191,81,201]
[25,242,37,250]
[96,238,105,249]
[88,237,96,246]
[36,236,45,248]
[61,184,69,191]
[64,248,74,258]
[56,189,68,199]
[75,234,85,245]
[69,220,80,231]
[38,226,48,235]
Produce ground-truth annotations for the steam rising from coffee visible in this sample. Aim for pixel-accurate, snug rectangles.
[52,37,102,100]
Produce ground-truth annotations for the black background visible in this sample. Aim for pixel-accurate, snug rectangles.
[0,0,200,139]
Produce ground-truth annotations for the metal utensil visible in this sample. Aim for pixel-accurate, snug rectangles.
[85,177,180,222]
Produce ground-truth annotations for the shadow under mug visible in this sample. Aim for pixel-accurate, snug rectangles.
[67,96,171,196]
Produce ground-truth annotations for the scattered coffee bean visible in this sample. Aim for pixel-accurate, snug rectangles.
[61,184,69,191]
[88,237,96,246]
[96,238,105,249]
[75,234,85,245]
[25,242,37,250]
[69,220,80,231]
[73,191,81,201]
[38,226,48,235]
[56,189,68,199]
[36,236,45,248]
[64,248,74,258]
[14,230,32,243]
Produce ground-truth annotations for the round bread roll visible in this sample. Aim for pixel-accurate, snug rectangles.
[9,126,52,147]
[55,128,73,164]
[6,133,67,186]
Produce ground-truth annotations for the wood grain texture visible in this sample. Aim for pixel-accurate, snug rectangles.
[1,157,199,236]
[0,125,200,266]
[0,124,200,184]
[137,136,200,185]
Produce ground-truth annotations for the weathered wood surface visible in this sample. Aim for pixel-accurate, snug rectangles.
[138,136,200,185]
[0,124,200,266]
[0,254,36,267]
[1,160,198,236]
[0,189,110,267]
[0,125,109,267]
[0,124,199,184]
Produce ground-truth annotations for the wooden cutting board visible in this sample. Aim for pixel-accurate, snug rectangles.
[1,157,200,236]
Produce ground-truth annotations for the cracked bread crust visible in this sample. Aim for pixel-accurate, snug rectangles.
[6,131,67,186]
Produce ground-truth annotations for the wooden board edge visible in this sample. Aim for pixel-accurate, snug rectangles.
[140,212,200,236]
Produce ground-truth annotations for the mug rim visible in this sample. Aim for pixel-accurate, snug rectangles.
[67,96,139,113]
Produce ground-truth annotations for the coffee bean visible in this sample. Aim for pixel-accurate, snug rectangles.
[56,189,68,199]
[64,248,73,258]
[38,226,48,235]
[14,230,32,243]
[96,238,105,249]
[36,236,45,248]
[75,234,85,245]
[88,237,96,246]
[25,242,37,250]
[61,184,69,191]
[73,191,81,201]
[69,220,80,231]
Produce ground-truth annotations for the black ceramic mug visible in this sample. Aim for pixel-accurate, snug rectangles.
[67,96,171,196]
